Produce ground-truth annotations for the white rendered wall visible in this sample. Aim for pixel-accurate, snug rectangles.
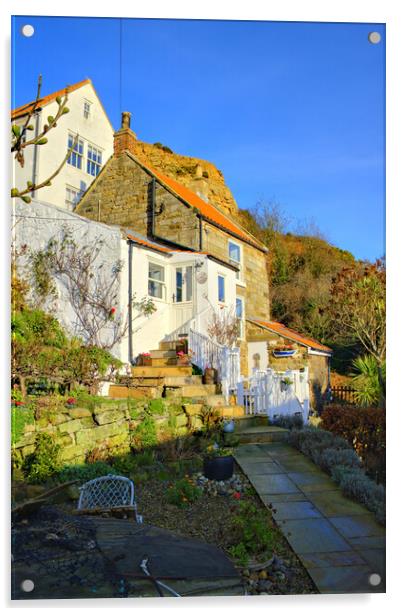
[12,199,129,364]
[12,83,114,210]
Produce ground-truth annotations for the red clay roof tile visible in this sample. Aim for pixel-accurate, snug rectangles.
[251,319,332,353]
[11,79,91,120]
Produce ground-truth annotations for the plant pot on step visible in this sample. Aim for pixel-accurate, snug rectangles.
[223,419,235,433]
[203,367,217,385]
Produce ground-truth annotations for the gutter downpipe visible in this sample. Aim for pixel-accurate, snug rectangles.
[128,240,135,366]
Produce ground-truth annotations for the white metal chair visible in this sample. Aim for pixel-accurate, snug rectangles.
[77,474,143,523]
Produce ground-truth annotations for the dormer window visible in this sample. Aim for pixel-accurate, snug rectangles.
[83,100,91,119]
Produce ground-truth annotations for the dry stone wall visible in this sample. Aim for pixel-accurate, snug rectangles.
[13,400,199,466]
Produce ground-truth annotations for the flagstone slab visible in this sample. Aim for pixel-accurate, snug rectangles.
[299,550,366,569]
[236,460,285,475]
[307,564,384,593]
[260,492,308,505]
[276,457,320,473]
[279,518,352,553]
[288,472,338,493]
[356,548,385,576]
[329,515,385,539]
[348,535,386,549]
[308,490,371,517]
[271,501,323,520]
[249,473,301,495]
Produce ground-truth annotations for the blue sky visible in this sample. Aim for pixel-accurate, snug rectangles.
[12,16,385,260]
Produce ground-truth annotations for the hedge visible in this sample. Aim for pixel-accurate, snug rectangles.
[288,426,385,525]
[320,405,385,483]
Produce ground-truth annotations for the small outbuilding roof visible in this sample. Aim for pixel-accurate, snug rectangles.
[249,318,332,354]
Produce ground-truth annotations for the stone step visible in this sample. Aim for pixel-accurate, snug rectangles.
[193,394,228,407]
[164,384,217,398]
[163,375,203,386]
[233,415,269,431]
[131,366,192,378]
[235,425,289,444]
[159,339,186,351]
[149,349,177,359]
[108,384,163,399]
[149,357,178,367]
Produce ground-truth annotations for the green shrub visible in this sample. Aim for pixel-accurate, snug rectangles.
[22,433,61,483]
[229,501,274,566]
[331,465,385,524]
[131,414,158,450]
[288,426,385,524]
[148,399,164,414]
[319,447,361,473]
[321,404,385,482]
[167,477,202,508]
[57,461,117,484]
[271,414,304,430]
[11,404,35,445]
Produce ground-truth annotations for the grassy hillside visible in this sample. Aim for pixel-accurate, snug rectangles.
[237,206,361,372]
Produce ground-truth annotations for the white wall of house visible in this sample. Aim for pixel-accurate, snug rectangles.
[12,199,129,363]
[247,341,269,376]
[12,82,114,211]
[13,200,241,366]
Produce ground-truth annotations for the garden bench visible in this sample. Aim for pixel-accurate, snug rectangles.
[75,474,143,523]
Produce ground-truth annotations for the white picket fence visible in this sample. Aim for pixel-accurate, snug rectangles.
[237,368,310,423]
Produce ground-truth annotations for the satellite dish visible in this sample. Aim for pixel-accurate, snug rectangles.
[196,271,207,284]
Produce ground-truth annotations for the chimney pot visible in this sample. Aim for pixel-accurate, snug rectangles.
[122,111,131,129]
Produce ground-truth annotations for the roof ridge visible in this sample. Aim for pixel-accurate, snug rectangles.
[11,78,91,119]
[124,150,267,252]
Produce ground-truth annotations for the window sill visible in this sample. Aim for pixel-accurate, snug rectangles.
[235,279,246,288]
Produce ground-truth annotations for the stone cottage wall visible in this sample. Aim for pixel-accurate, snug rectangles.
[13,400,200,467]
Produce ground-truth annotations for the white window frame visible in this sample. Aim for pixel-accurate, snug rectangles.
[174,265,193,303]
[148,261,166,301]
[67,133,84,169]
[83,100,92,119]
[228,240,242,280]
[218,274,226,304]
[65,184,83,211]
[236,296,245,340]
[87,143,103,177]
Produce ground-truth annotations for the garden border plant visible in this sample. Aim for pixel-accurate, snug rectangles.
[287,425,385,524]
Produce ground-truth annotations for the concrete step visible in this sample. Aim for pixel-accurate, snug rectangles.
[164,384,217,398]
[235,425,289,444]
[132,366,192,378]
[149,349,177,359]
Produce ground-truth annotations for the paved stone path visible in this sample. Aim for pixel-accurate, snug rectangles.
[235,442,385,594]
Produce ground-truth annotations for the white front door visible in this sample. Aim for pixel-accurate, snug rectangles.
[171,264,195,331]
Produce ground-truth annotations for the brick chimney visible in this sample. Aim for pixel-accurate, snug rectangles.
[114,111,137,156]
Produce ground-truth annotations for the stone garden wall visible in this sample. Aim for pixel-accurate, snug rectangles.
[13,399,202,466]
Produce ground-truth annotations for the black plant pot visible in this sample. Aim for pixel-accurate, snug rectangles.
[203,455,234,481]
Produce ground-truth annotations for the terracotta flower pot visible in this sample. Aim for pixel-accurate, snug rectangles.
[203,368,216,384]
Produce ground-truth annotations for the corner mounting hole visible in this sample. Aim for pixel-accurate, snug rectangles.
[369,573,381,586]
[21,24,35,38]
[368,32,381,44]
[21,579,35,592]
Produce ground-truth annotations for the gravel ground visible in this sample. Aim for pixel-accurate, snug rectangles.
[135,462,317,595]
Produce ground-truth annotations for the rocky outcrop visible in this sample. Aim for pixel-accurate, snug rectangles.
[130,140,239,217]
